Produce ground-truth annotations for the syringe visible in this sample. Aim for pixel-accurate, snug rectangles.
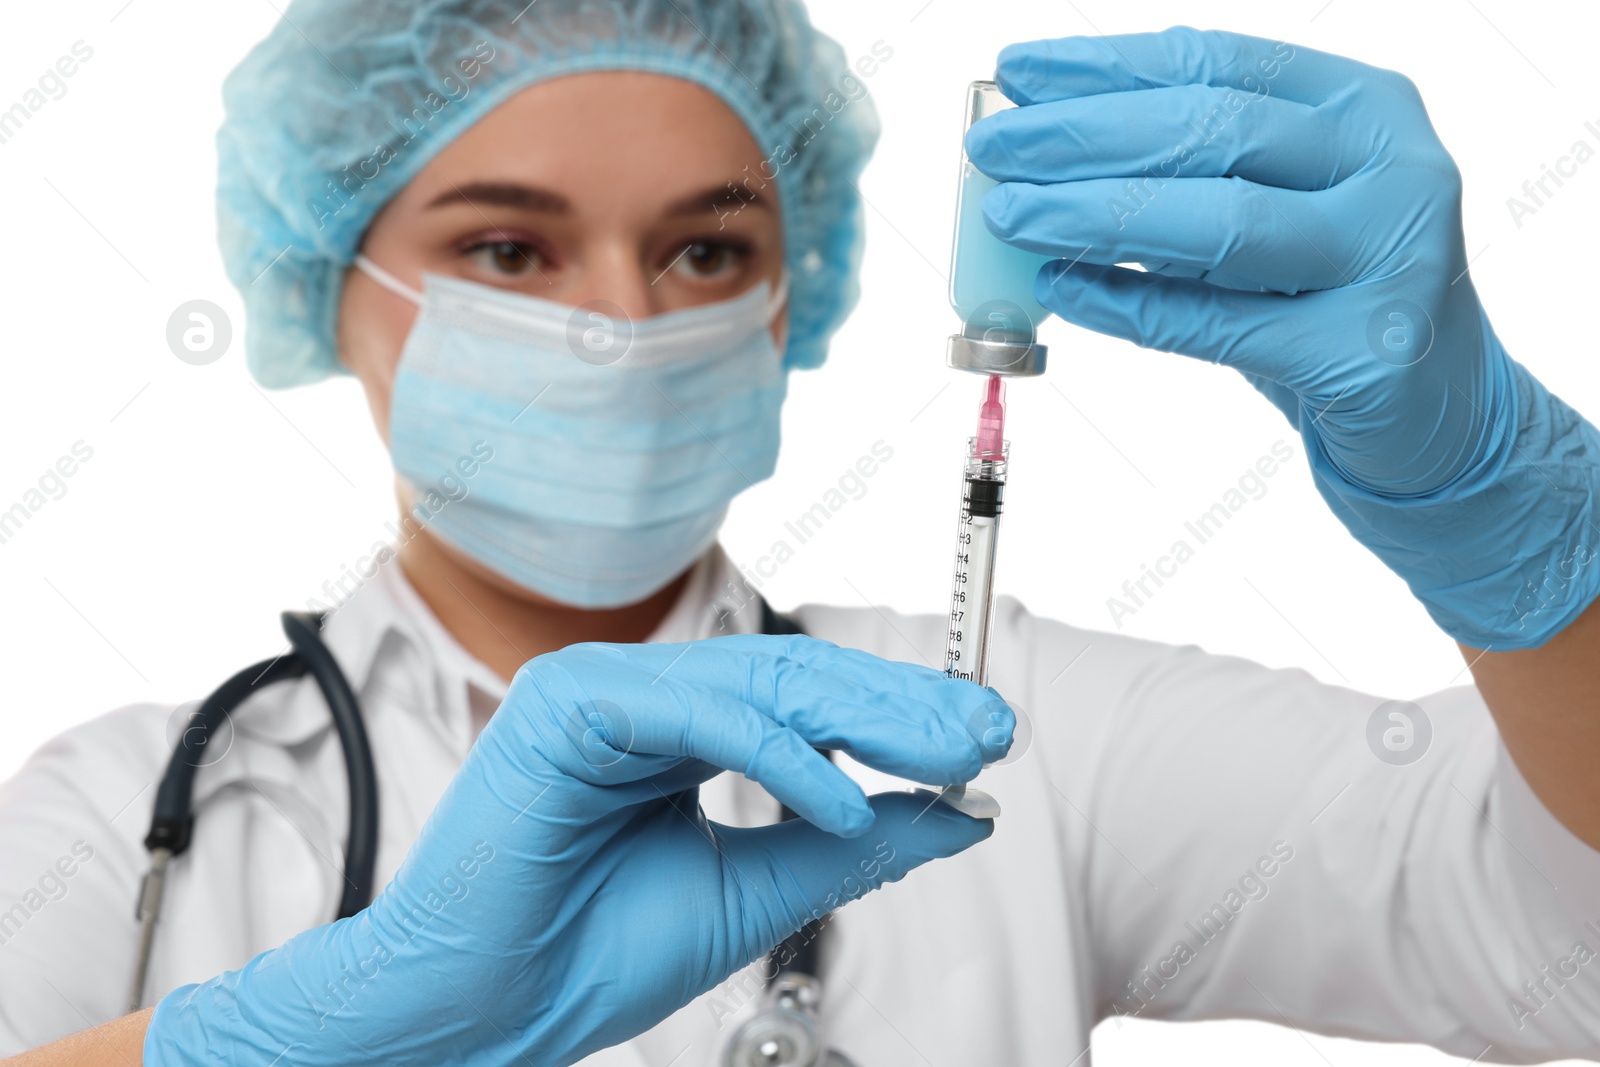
[945,375,1007,686]
[937,375,1007,819]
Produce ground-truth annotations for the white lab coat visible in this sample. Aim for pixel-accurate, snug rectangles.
[2,545,1598,1064]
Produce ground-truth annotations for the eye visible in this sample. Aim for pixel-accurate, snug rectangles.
[463,237,547,277]
[669,238,750,281]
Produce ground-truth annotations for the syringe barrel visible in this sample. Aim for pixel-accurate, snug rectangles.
[944,439,1007,686]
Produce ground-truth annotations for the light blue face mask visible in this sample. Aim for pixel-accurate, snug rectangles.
[356,256,789,608]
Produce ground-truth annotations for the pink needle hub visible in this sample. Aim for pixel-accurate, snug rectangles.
[974,374,1006,459]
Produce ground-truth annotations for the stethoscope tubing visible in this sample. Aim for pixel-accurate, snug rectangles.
[129,612,380,1011]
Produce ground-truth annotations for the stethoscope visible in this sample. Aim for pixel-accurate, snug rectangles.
[132,602,854,1067]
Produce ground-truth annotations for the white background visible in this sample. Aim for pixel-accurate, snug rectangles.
[1,0,1596,1063]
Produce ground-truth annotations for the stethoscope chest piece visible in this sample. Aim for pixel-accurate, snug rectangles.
[722,973,859,1067]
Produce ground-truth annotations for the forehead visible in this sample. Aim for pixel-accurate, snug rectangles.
[397,70,770,220]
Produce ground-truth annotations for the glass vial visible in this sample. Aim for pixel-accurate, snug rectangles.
[946,80,1052,376]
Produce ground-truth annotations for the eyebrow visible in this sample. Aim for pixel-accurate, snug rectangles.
[425,180,773,218]
[426,181,570,213]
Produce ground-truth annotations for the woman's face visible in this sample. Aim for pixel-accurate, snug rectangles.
[337,70,787,439]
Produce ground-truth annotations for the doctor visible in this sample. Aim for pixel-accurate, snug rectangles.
[2,3,1599,1065]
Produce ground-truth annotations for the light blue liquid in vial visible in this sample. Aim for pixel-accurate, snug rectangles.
[949,81,1055,344]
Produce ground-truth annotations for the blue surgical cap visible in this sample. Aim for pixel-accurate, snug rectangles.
[216,0,880,388]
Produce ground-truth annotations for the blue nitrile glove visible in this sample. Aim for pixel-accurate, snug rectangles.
[966,27,1600,649]
[145,634,1010,1066]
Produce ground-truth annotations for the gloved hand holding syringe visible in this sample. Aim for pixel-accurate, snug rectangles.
[936,80,1057,819]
